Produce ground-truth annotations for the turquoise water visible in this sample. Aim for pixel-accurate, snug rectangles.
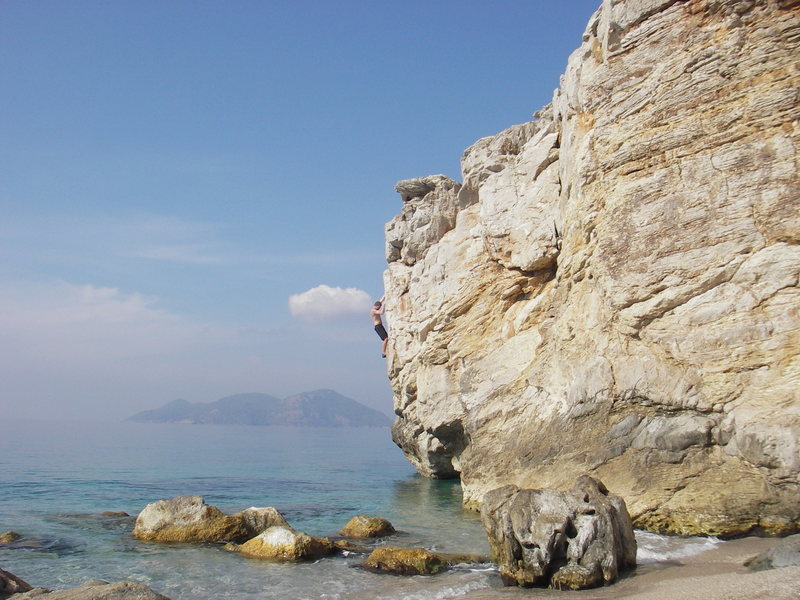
[0,420,718,599]
[0,420,496,599]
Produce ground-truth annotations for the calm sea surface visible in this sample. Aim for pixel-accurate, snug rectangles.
[0,420,717,599]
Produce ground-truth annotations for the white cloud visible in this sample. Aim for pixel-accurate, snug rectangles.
[288,284,373,320]
[0,278,391,420]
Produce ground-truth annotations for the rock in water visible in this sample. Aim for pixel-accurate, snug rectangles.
[362,547,445,575]
[384,0,800,537]
[236,526,336,561]
[0,531,22,543]
[339,515,396,538]
[746,533,800,572]
[235,506,290,537]
[133,496,288,543]
[10,580,171,599]
[1,568,33,594]
[480,476,637,589]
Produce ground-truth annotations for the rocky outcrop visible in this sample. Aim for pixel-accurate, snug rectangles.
[339,515,396,538]
[384,0,800,537]
[235,526,336,561]
[480,476,636,589]
[133,496,288,543]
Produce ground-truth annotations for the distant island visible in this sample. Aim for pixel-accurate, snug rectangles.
[127,389,391,428]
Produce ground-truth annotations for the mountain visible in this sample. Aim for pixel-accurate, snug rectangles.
[128,390,391,427]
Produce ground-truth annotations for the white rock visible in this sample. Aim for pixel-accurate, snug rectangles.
[383,0,800,537]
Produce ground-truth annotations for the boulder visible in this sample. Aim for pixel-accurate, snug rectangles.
[132,496,287,543]
[339,515,395,538]
[236,526,336,561]
[746,534,800,571]
[1,568,33,595]
[480,476,637,589]
[361,547,444,576]
[234,506,289,536]
[11,580,171,599]
[0,531,22,543]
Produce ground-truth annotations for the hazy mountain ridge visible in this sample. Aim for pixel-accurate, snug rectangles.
[128,390,390,427]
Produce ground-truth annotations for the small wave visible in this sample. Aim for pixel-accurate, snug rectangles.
[635,530,720,564]
[391,579,490,600]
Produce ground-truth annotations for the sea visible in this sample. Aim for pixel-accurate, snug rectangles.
[0,420,720,600]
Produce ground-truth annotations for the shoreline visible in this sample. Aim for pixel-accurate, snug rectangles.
[460,536,800,600]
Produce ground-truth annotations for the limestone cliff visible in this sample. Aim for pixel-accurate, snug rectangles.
[383,0,800,537]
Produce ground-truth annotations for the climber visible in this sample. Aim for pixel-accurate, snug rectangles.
[371,296,389,358]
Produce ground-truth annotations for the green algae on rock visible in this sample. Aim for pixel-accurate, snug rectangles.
[362,547,445,575]
[0,531,22,544]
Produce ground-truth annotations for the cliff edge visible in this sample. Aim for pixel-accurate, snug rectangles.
[383,0,799,537]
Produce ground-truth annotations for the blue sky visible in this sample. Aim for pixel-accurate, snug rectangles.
[0,0,600,420]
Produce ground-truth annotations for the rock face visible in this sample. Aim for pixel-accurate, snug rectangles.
[384,0,800,537]
[339,515,396,538]
[480,476,636,589]
[236,526,336,561]
[133,496,288,543]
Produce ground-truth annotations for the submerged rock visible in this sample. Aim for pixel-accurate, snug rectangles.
[339,515,395,538]
[0,533,79,555]
[132,496,288,543]
[0,531,22,543]
[480,476,637,589]
[332,539,369,554]
[746,534,800,572]
[362,547,445,576]
[11,580,171,599]
[236,525,336,561]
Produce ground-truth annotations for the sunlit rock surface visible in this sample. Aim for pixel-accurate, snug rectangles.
[133,496,288,543]
[339,515,396,538]
[236,526,336,561]
[384,0,800,537]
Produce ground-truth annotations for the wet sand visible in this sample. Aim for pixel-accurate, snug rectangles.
[460,536,800,600]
